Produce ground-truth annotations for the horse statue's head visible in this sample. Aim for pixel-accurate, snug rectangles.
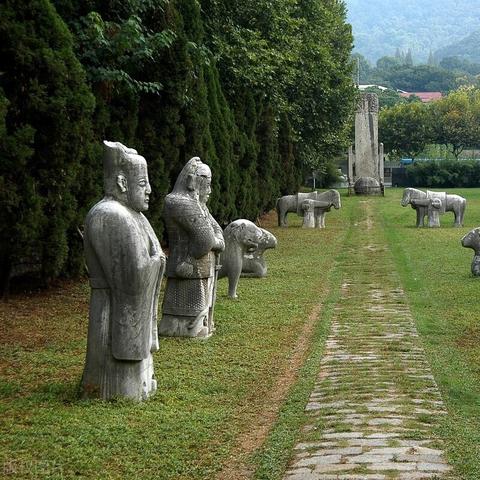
[401,188,412,207]
[326,189,341,209]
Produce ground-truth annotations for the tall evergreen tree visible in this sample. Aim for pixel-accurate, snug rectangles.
[0,0,95,292]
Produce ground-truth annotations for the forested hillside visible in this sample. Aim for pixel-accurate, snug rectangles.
[435,30,480,64]
[345,0,480,62]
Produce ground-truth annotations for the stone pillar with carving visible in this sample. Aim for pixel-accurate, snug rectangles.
[348,92,384,195]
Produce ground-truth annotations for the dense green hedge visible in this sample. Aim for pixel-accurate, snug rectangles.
[406,159,480,187]
[0,0,355,291]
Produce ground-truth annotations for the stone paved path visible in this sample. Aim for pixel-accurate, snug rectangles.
[284,201,453,480]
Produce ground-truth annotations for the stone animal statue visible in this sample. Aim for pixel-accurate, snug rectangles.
[219,219,277,298]
[81,141,165,401]
[410,197,442,227]
[401,188,466,227]
[461,228,480,276]
[301,199,332,228]
[276,190,341,227]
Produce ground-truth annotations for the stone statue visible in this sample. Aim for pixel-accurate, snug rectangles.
[275,190,341,228]
[401,188,466,227]
[461,228,480,276]
[81,141,165,401]
[219,219,277,298]
[159,157,224,338]
[301,199,333,228]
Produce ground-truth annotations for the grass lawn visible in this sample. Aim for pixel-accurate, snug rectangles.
[0,203,350,480]
[379,187,480,480]
[1,188,480,479]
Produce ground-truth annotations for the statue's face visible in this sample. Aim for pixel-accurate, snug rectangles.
[127,162,151,212]
[196,173,212,204]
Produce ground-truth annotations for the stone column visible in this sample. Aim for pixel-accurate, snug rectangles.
[379,142,384,184]
[354,93,379,180]
[302,200,316,228]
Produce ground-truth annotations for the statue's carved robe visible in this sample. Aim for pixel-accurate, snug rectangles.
[81,198,164,400]
[160,193,223,336]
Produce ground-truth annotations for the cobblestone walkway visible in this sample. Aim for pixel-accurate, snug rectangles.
[284,201,453,480]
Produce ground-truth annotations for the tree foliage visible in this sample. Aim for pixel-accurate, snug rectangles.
[379,86,480,163]
[0,0,95,291]
[1,0,355,291]
[430,87,480,158]
[379,102,432,160]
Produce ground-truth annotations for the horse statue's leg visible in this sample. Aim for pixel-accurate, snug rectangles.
[455,200,466,227]
[314,211,325,228]
[415,207,423,227]
[277,199,288,227]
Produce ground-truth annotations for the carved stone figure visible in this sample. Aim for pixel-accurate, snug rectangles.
[159,157,224,338]
[81,141,165,401]
[301,199,333,228]
[219,219,277,298]
[401,188,466,227]
[461,228,480,276]
[276,190,341,228]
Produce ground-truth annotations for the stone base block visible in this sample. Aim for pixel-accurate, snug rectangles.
[354,176,383,196]
[158,311,212,338]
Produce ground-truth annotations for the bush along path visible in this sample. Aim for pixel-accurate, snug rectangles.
[283,199,454,480]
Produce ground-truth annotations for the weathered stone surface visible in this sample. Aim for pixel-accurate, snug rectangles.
[401,187,466,227]
[81,141,165,401]
[276,190,341,227]
[159,157,224,338]
[301,199,333,228]
[353,176,382,196]
[218,219,277,298]
[348,93,384,195]
[461,227,480,276]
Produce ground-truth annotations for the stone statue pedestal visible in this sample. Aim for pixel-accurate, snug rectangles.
[158,312,213,338]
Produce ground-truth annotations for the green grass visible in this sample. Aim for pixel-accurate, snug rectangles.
[2,189,480,479]
[0,204,352,480]
[380,187,480,480]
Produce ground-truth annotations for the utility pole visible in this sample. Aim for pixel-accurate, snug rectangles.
[357,56,360,87]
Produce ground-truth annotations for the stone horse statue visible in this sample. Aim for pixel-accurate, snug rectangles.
[401,188,466,227]
[219,219,277,298]
[276,190,341,228]
[461,227,480,276]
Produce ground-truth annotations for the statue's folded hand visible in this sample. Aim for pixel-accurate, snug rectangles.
[175,261,194,278]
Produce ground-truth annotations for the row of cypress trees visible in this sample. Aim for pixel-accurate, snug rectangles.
[0,0,355,293]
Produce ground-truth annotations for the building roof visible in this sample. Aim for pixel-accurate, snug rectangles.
[358,84,389,91]
[399,92,443,103]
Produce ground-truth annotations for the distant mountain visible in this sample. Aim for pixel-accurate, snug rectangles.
[435,30,480,63]
[345,0,480,64]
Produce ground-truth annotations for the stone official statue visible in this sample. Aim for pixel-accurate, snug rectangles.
[81,141,165,401]
[159,157,224,338]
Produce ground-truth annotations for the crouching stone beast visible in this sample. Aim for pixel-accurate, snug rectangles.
[461,227,480,276]
[219,219,277,298]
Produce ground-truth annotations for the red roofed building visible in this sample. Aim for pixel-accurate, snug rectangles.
[399,91,443,103]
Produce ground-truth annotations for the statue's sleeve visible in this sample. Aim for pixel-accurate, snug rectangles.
[167,197,223,259]
[86,205,163,360]
[208,211,225,252]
